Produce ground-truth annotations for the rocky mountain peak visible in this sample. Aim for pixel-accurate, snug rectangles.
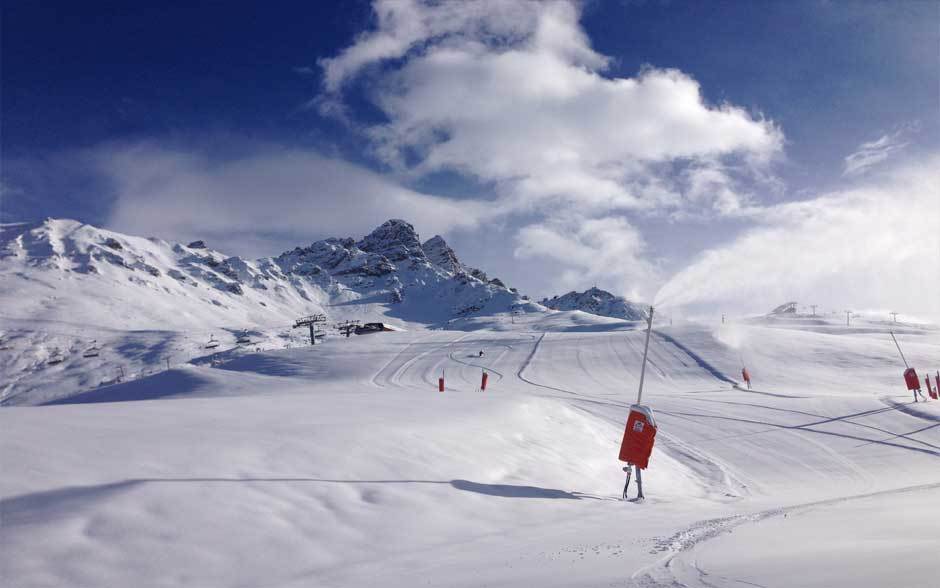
[542,287,647,321]
[356,219,426,262]
[422,235,462,274]
[583,286,613,299]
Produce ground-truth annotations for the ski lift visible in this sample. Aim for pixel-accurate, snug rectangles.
[236,331,251,345]
[83,340,100,358]
[205,335,220,349]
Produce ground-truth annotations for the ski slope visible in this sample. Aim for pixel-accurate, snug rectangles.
[2,315,939,587]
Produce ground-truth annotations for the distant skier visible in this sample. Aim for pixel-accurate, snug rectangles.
[479,350,485,358]
[741,367,751,390]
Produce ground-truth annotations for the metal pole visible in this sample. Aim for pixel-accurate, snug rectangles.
[309,324,315,345]
[636,306,655,405]
[629,305,655,501]
[890,331,909,369]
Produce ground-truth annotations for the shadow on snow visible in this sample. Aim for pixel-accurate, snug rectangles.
[1,478,589,526]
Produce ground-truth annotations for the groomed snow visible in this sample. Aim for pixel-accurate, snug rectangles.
[2,313,939,587]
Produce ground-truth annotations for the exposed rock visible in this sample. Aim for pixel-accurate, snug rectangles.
[468,268,488,282]
[770,302,799,315]
[357,219,426,263]
[422,235,462,274]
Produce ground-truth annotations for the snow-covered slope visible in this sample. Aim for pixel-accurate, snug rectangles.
[2,316,938,588]
[0,218,527,403]
[541,287,648,321]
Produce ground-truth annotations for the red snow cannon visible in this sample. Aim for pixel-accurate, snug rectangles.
[926,376,937,400]
[618,405,657,470]
[903,368,920,391]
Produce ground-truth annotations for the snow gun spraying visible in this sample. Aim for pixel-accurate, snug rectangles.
[618,305,658,501]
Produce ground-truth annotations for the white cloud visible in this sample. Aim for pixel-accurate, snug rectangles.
[514,216,659,300]
[322,0,782,217]
[320,0,558,93]
[97,142,489,257]
[656,155,940,316]
[317,0,784,297]
[843,128,912,177]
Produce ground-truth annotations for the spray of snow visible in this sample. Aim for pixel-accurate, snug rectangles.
[714,323,748,351]
[654,157,940,317]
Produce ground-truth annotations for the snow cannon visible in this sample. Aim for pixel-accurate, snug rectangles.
[618,405,657,470]
[481,371,488,391]
[438,377,445,392]
[903,368,920,391]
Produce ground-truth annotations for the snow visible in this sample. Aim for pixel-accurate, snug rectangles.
[0,219,524,404]
[3,220,940,587]
[3,311,940,587]
[541,286,648,321]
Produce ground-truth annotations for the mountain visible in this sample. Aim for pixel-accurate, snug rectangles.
[0,218,524,330]
[540,287,648,321]
[422,235,508,289]
[0,218,529,403]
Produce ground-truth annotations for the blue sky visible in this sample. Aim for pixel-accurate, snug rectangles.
[2,0,938,314]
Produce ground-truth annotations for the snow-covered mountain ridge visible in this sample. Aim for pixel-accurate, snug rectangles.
[0,218,523,330]
[541,287,648,321]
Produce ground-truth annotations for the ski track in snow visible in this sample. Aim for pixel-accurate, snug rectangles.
[630,481,940,588]
[3,315,940,588]
[369,333,436,389]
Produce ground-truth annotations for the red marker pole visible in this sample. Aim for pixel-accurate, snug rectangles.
[439,370,445,393]
[481,370,488,391]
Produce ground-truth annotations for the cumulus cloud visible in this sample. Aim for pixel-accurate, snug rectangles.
[656,155,940,316]
[317,0,783,300]
[514,216,659,300]
[324,0,781,216]
[320,0,565,93]
[97,142,489,257]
